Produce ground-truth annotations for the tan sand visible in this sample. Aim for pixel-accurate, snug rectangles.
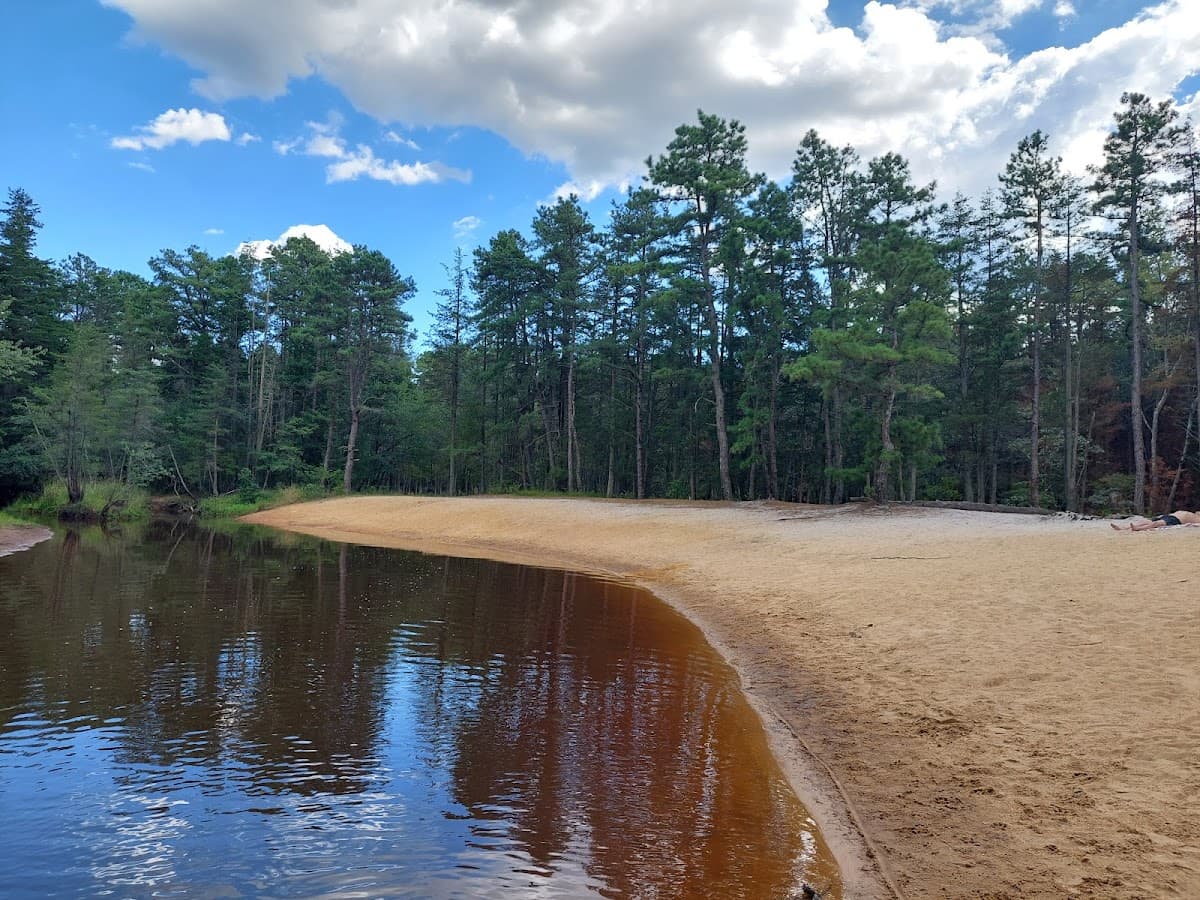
[244,497,1200,899]
[0,524,52,558]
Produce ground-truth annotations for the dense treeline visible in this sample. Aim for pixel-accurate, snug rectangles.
[3,92,1199,514]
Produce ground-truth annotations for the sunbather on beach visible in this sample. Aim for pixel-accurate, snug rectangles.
[1110,510,1200,531]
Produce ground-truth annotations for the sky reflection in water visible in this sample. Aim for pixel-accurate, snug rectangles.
[0,523,836,897]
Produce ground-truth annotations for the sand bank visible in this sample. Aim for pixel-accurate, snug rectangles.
[244,497,1199,899]
[0,524,52,558]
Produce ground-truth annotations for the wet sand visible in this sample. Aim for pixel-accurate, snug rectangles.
[0,524,53,558]
[244,497,1200,899]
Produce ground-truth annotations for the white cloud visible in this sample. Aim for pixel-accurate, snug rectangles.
[902,0,1044,35]
[103,0,1200,198]
[275,120,470,186]
[452,215,482,241]
[127,161,156,173]
[385,130,421,150]
[112,107,231,151]
[203,227,224,235]
[552,179,613,203]
[236,132,261,145]
[327,146,469,186]
[236,224,353,260]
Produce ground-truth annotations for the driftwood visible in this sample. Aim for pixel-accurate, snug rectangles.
[892,499,1059,516]
[149,496,198,516]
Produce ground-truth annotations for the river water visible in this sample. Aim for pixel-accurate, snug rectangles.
[0,522,838,898]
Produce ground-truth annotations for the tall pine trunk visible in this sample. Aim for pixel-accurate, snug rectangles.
[1130,206,1147,514]
[699,237,733,501]
[635,337,647,500]
[343,404,359,493]
[1031,334,1040,507]
[877,371,897,503]
[566,349,579,492]
[766,356,780,500]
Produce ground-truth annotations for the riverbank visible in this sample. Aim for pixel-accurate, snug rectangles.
[0,523,53,558]
[244,497,1200,899]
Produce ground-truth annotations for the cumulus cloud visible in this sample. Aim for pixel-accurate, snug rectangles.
[236,132,261,145]
[328,147,470,185]
[905,0,1046,35]
[452,215,482,241]
[103,0,1200,197]
[127,161,156,173]
[236,224,353,260]
[112,107,231,151]
[275,119,470,185]
[552,178,622,203]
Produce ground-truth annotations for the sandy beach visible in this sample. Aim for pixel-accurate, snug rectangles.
[0,524,53,558]
[244,497,1199,899]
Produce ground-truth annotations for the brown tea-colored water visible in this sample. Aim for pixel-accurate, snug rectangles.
[0,523,839,898]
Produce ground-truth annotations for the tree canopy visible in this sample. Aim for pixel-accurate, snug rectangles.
[3,97,1200,515]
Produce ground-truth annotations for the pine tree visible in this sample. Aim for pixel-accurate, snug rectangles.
[648,111,762,500]
[999,130,1064,508]
[431,247,474,495]
[1093,93,1183,514]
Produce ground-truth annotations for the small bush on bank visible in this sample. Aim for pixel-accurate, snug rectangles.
[1086,474,1135,516]
[196,483,330,519]
[5,480,150,523]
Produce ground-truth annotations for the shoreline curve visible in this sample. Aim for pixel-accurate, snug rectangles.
[0,524,53,559]
[244,495,1200,899]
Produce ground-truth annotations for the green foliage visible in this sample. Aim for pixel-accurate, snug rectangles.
[1086,474,1136,515]
[197,483,329,519]
[237,468,260,503]
[922,476,963,502]
[6,479,150,522]
[2,91,1199,513]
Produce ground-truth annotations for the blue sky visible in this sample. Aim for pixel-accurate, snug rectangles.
[2,0,1198,342]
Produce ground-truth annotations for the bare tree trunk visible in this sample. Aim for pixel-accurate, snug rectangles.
[635,346,646,499]
[540,398,557,490]
[1030,334,1041,507]
[766,356,780,500]
[876,380,897,503]
[323,411,335,475]
[1080,409,1097,506]
[832,385,846,503]
[956,269,972,501]
[1130,207,1147,514]
[821,396,833,504]
[990,428,999,506]
[209,413,220,496]
[342,404,360,493]
[1149,383,1168,510]
[1167,401,1193,510]
[697,226,734,501]
[566,349,578,492]
[1064,312,1076,512]
[706,302,733,500]
[479,342,489,493]
[1149,353,1180,511]
[605,356,616,497]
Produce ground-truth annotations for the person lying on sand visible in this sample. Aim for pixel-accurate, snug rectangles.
[1110,510,1200,531]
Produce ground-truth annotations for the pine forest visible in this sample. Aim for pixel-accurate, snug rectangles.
[4,93,1200,517]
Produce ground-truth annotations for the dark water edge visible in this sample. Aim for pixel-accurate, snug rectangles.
[0,521,839,898]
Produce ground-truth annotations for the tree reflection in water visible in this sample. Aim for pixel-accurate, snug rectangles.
[0,523,837,897]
